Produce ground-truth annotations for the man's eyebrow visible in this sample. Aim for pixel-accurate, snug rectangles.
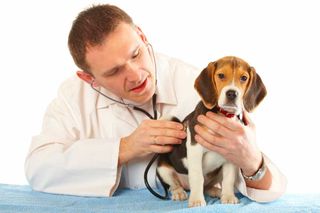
[102,44,141,76]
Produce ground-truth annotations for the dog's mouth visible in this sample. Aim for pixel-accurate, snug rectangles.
[219,103,239,114]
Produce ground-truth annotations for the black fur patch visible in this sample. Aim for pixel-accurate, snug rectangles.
[158,102,219,174]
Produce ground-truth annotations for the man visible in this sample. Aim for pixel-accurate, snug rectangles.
[25,4,286,201]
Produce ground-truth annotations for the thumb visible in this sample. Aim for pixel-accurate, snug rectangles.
[243,110,253,127]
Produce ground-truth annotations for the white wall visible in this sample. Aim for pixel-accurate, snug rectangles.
[1,0,319,193]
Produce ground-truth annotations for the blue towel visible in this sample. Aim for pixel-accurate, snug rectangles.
[0,183,319,213]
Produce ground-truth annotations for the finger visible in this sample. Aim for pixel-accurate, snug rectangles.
[194,124,226,148]
[152,136,183,145]
[147,119,184,130]
[243,110,253,127]
[151,145,174,154]
[205,111,242,131]
[149,128,186,140]
[197,114,232,137]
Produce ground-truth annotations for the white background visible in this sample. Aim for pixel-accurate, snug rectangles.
[0,0,319,194]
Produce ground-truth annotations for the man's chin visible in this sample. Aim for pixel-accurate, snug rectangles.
[127,90,155,106]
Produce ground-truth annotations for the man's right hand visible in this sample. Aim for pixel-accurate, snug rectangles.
[118,119,186,165]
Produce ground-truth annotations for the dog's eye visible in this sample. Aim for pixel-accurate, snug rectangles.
[240,76,248,82]
[217,73,225,79]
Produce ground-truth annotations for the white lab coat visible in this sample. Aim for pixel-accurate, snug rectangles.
[25,53,286,202]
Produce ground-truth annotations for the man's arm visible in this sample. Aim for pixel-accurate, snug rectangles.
[237,154,287,202]
[25,91,122,197]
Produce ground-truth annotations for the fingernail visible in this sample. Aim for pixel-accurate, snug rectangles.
[180,132,186,138]
[197,115,204,122]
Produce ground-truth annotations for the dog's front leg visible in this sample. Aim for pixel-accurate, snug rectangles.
[220,162,239,204]
[187,139,206,207]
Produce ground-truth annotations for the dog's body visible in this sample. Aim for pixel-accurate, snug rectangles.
[156,56,267,207]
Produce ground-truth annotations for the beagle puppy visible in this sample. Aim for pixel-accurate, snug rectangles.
[156,56,267,207]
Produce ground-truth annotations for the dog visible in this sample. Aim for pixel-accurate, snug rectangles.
[156,56,267,207]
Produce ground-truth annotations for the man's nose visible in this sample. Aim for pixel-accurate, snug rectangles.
[125,62,141,82]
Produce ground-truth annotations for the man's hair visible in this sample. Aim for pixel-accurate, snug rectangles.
[68,4,134,72]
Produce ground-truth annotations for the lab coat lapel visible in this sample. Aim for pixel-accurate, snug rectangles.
[95,87,138,128]
[111,105,138,128]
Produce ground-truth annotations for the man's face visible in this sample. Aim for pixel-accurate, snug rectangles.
[85,23,155,104]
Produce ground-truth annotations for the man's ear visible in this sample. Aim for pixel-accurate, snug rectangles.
[76,71,99,87]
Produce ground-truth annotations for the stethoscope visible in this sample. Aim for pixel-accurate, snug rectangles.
[90,43,169,200]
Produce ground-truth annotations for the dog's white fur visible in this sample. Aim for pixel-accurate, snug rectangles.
[186,118,239,206]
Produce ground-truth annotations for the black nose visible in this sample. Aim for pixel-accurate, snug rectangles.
[226,90,238,100]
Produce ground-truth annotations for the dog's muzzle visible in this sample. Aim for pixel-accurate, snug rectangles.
[219,88,241,114]
[226,90,238,101]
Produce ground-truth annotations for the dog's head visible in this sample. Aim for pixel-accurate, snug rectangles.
[194,56,267,114]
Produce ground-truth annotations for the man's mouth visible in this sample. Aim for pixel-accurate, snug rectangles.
[130,79,148,93]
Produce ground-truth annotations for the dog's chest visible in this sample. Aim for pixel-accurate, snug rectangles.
[202,149,226,175]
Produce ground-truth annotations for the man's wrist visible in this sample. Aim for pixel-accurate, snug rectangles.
[241,154,266,181]
[119,137,133,166]
[241,151,263,176]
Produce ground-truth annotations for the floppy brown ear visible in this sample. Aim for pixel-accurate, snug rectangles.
[243,67,267,112]
[194,62,218,109]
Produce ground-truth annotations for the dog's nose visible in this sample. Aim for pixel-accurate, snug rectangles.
[226,90,238,100]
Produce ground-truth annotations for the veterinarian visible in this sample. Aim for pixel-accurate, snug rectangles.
[25,4,286,202]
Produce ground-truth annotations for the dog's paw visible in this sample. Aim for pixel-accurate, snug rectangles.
[220,194,239,204]
[171,187,188,201]
[206,186,221,198]
[188,197,206,208]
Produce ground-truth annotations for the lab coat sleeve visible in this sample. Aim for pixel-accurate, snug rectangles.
[236,153,287,202]
[25,86,122,197]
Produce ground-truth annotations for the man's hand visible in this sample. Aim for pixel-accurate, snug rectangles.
[194,110,263,176]
[119,119,186,165]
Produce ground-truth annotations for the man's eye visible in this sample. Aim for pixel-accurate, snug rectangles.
[105,68,119,77]
[240,75,248,82]
[217,73,225,79]
[133,49,140,59]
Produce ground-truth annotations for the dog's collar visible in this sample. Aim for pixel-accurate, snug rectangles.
[217,107,236,118]
[216,107,244,122]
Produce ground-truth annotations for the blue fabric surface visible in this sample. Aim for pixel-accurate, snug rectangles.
[0,184,320,213]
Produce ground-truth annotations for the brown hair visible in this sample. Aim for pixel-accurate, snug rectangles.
[68,4,134,72]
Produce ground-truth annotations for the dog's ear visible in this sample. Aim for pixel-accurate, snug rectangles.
[243,67,267,112]
[194,62,218,109]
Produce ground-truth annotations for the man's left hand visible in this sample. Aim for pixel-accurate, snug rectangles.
[194,110,262,177]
